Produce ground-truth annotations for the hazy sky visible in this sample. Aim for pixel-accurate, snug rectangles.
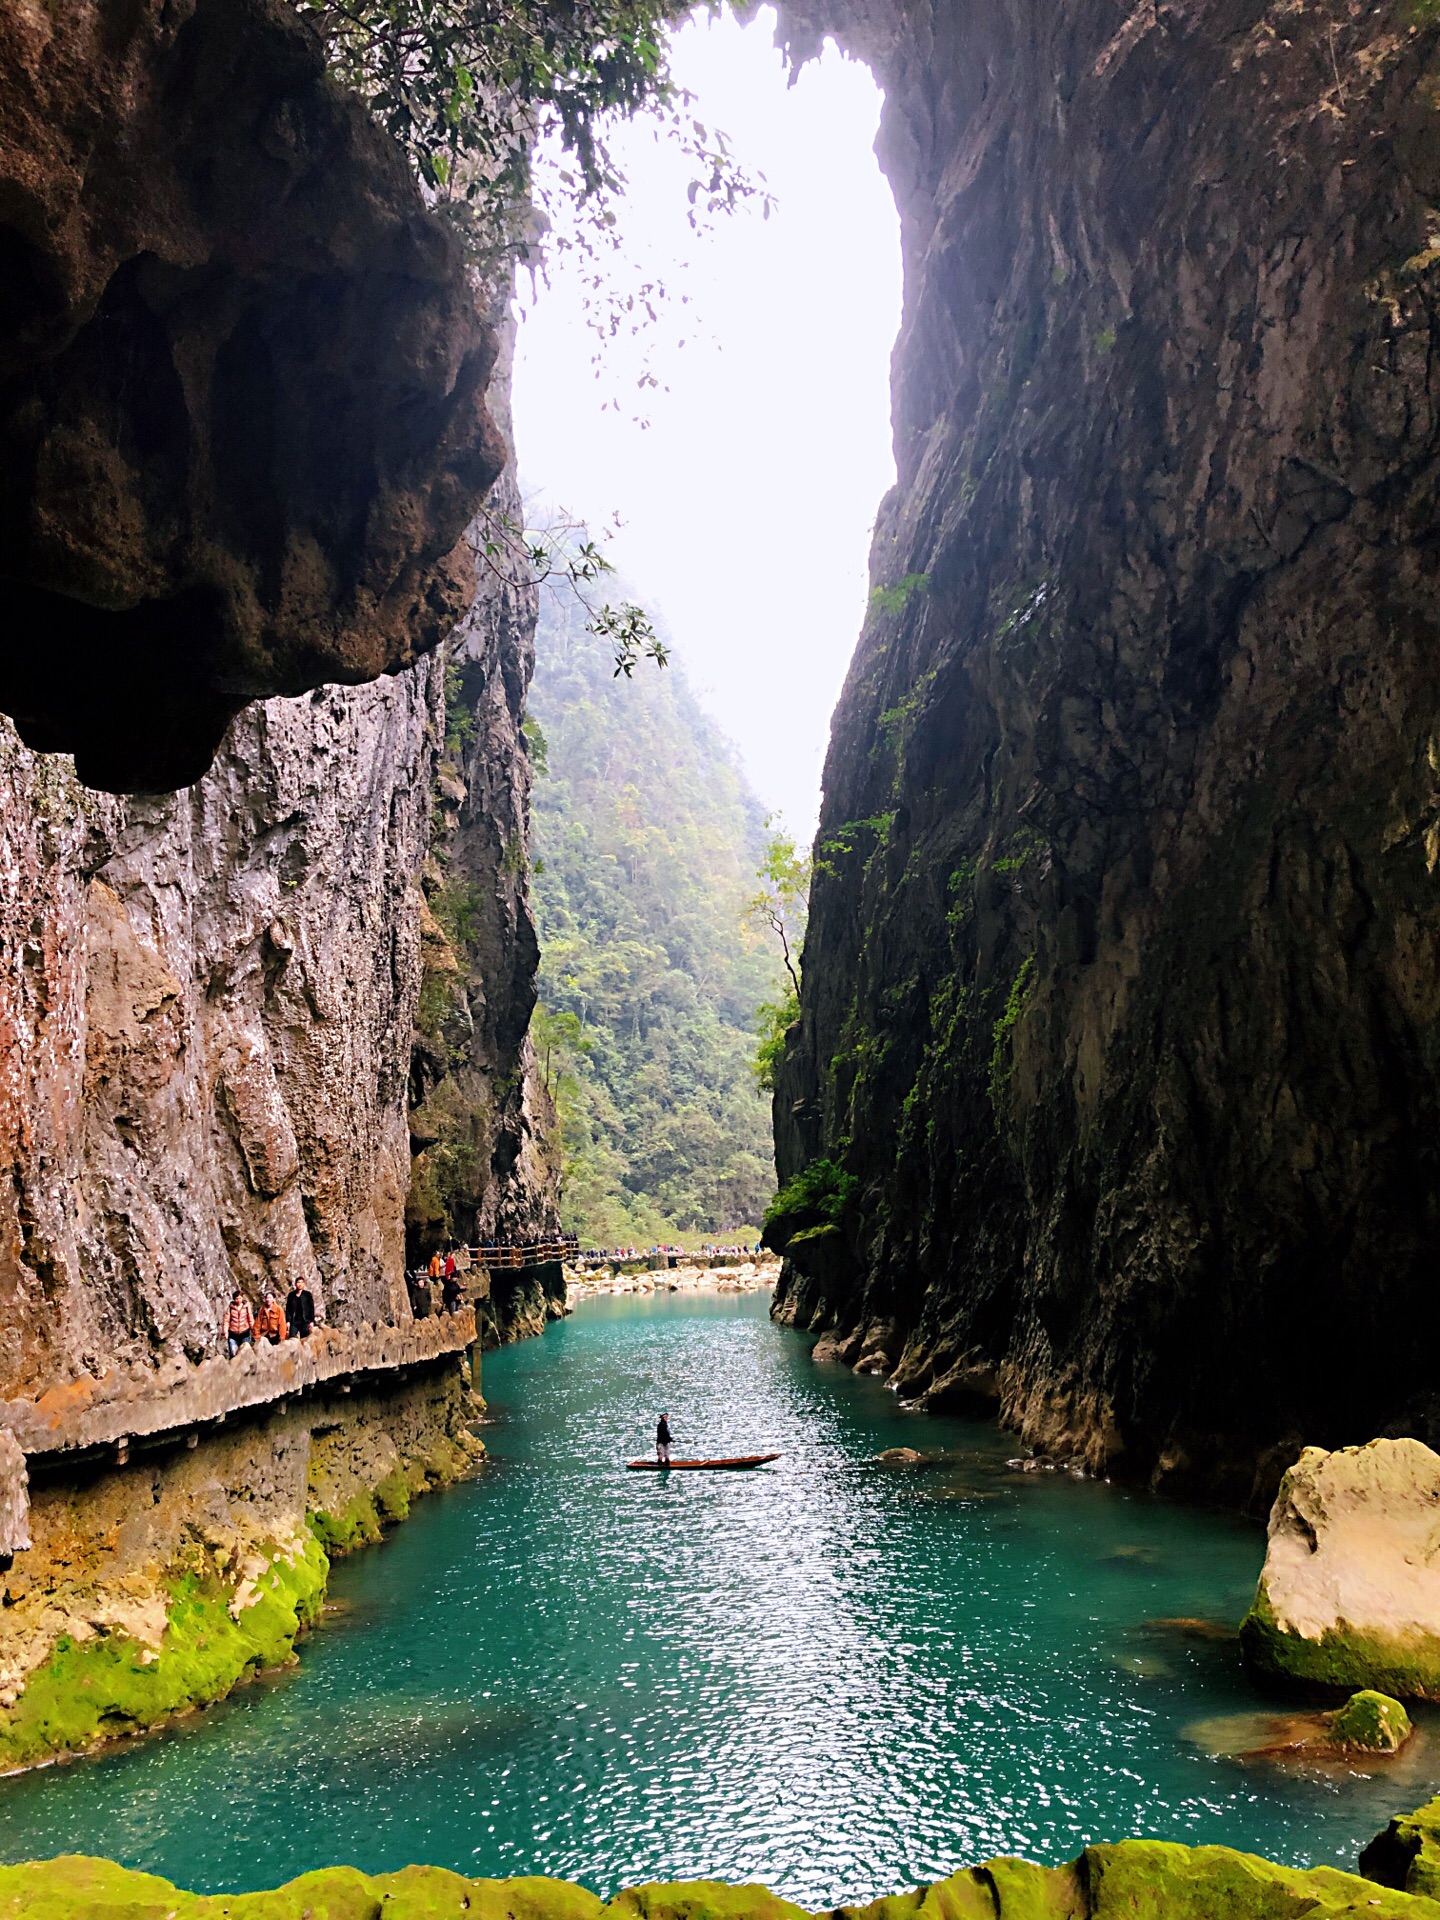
[512,8,901,837]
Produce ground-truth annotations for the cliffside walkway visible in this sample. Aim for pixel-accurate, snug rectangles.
[464,1237,577,1270]
[0,1310,476,1466]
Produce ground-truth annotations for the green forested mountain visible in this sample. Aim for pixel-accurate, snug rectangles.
[527,579,781,1243]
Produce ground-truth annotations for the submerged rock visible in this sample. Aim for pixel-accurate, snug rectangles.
[1185,1696,1417,1773]
[1145,1617,1239,1646]
[1241,1439,1440,1700]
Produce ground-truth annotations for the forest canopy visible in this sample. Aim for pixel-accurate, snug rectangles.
[529,568,782,1244]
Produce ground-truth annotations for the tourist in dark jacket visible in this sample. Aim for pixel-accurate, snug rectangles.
[656,1413,672,1465]
[441,1267,463,1314]
[285,1278,316,1339]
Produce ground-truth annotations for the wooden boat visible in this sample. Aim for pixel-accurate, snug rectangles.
[625,1453,781,1471]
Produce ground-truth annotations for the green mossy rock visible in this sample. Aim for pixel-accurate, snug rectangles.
[309,1490,385,1555]
[374,1468,414,1524]
[612,1885,809,1920]
[1,1841,1437,1920]
[1240,1587,1440,1703]
[840,1856,1083,1919]
[1329,1690,1413,1752]
[0,1535,328,1772]
[1361,1796,1440,1896]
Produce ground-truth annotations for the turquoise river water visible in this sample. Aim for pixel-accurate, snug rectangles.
[0,1292,1433,1902]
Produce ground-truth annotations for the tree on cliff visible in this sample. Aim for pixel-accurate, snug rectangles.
[297,0,766,257]
[745,824,808,1092]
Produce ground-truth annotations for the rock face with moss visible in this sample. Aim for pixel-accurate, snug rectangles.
[768,0,1440,1504]
[5,1841,1440,1919]
[1241,1439,1440,1698]
[0,1357,479,1771]
[0,0,504,793]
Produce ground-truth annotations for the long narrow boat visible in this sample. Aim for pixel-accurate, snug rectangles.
[625,1453,781,1471]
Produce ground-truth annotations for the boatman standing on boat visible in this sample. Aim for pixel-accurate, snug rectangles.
[656,1413,672,1466]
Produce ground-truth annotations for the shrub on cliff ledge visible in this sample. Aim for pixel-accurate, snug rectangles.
[762,1158,857,1252]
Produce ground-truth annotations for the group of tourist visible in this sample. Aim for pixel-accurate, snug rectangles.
[407,1248,466,1319]
[223,1249,468,1355]
[582,1242,764,1262]
[224,1277,317,1357]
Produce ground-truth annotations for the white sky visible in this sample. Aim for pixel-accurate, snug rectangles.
[512,7,901,837]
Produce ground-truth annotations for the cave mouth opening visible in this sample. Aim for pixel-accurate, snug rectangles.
[511,2,902,844]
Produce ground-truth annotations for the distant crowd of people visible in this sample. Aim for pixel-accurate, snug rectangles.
[407,1248,466,1319]
[581,1243,763,1261]
[225,1277,316,1357]
[222,1234,770,1356]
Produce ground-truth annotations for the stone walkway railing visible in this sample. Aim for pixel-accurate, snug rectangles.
[0,1310,477,1462]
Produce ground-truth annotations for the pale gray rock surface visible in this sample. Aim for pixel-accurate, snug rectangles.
[1242,1439,1440,1698]
[0,667,439,1399]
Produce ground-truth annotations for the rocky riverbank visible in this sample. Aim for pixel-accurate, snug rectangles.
[565,1258,780,1304]
[7,1831,1440,1918]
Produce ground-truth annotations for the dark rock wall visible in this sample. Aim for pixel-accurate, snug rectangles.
[0,0,503,791]
[770,0,1440,1504]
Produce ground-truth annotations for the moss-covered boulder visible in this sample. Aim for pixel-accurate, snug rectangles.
[1329,1690,1413,1753]
[1240,1440,1440,1699]
[2,1841,1439,1920]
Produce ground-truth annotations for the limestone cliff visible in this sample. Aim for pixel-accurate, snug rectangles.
[407,322,561,1269]
[0,0,503,792]
[0,498,554,1394]
[0,672,438,1396]
[769,0,1440,1504]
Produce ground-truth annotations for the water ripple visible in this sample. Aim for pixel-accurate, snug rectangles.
[0,1293,1432,1903]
